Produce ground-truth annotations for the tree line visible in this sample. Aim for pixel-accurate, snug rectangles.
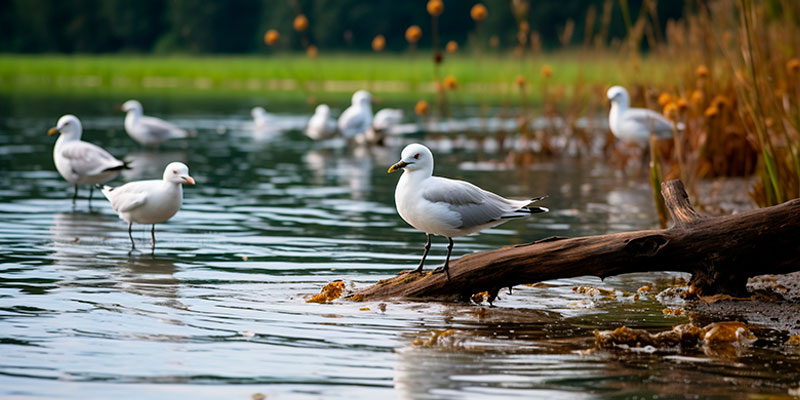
[0,0,684,54]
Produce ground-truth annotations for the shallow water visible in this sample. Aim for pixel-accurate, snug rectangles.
[1,95,798,399]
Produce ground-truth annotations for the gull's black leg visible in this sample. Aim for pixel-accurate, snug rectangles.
[72,185,79,205]
[413,234,432,273]
[151,225,156,249]
[443,237,453,280]
[128,222,135,249]
[88,186,93,205]
[433,237,454,280]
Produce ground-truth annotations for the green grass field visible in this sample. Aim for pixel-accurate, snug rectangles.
[0,52,670,104]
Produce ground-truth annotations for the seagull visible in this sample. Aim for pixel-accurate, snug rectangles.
[121,99,190,146]
[251,106,272,129]
[305,104,338,140]
[373,108,404,132]
[367,108,404,144]
[337,90,373,140]
[48,114,127,205]
[388,143,548,279]
[102,162,195,249]
[607,85,674,146]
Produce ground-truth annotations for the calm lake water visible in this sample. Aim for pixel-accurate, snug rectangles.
[1,95,798,399]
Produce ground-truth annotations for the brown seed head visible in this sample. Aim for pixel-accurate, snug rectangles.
[444,75,457,90]
[515,75,526,88]
[711,95,730,109]
[676,97,688,111]
[690,90,703,105]
[471,4,488,21]
[445,40,458,53]
[787,58,800,74]
[415,100,429,116]
[264,29,280,46]
[406,25,422,44]
[293,14,309,32]
[488,35,500,48]
[540,65,553,78]
[306,45,318,58]
[704,105,719,119]
[372,35,386,52]
[427,0,444,16]
[663,102,679,121]
[696,65,709,79]
[657,93,672,107]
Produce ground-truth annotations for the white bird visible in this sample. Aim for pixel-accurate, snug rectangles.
[251,106,272,129]
[102,162,195,249]
[372,108,404,132]
[388,143,548,279]
[337,90,373,139]
[305,104,338,140]
[607,86,674,146]
[366,108,404,144]
[48,114,127,205]
[121,99,190,146]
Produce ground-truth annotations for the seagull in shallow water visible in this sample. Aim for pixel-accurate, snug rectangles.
[251,106,272,129]
[305,104,338,140]
[607,85,674,146]
[388,143,548,279]
[121,99,190,146]
[102,162,194,249]
[367,108,404,144]
[48,114,127,205]
[372,108,403,132]
[338,90,373,140]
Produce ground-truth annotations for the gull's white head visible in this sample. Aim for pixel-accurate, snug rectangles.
[352,90,372,106]
[48,114,83,139]
[121,99,143,113]
[388,143,433,175]
[163,162,195,185]
[314,104,330,115]
[606,86,630,107]
[251,106,267,119]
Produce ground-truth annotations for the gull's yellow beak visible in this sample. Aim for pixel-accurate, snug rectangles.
[388,161,407,173]
[47,127,59,136]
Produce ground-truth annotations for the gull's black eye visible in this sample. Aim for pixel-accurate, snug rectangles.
[173,170,178,174]
[413,153,420,159]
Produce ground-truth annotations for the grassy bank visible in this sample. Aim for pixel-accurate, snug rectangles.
[0,52,669,104]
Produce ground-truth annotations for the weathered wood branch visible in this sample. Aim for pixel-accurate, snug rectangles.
[353,180,800,302]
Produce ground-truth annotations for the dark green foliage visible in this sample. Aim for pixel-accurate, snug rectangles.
[0,0,683,53]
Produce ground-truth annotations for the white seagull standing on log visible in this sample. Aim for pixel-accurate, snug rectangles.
[388,143,548,279]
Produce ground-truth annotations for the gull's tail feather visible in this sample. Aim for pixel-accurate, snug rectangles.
[524,196,547,207]
[525,206,549,214]
[101,184,117,200]
[500,204,549,219]
[103,159,133,173]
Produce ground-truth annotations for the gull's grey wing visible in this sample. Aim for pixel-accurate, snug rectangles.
[422,177,519,229]
[140,116,189,139]
[105,181,151,213]
[621,108,674,138]
[60,141,124,176]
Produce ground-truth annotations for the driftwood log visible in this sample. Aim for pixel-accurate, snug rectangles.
[352,180,800,302]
